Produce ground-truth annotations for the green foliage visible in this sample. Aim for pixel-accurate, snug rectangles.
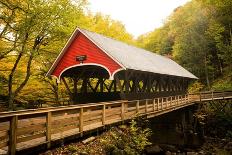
[212,68,232,90]
[101,120,152,155]
[188,81,205,93]
[137,0,232,89]
[206,106,232,138]
[196,100,232,139]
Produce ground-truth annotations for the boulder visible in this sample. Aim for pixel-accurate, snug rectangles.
[146,145,163,154]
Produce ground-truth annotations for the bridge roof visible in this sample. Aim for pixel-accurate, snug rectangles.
[47,28,197,80]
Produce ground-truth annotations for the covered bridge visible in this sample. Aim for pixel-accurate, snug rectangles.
[46,28,197,103]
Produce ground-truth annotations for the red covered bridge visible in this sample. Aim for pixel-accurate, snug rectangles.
[46,28,197,103]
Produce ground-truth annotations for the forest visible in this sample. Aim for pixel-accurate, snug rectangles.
[0,0,231,110]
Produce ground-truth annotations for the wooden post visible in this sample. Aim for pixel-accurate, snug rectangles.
[200,92,202,102]
[81,78,88,93]
[125,71,130,93]
[153,98,156,111]
[9,115,18,155]
[46,112,52,149]
[157,98,159,111]
[121,102,125,121]
[161,98,163,110]
[212,90,214,100]
[170,96,172,106]
[102,105,105,125]
[166,97,169,108]
[100,78,104,93]
[180,95,183,104]
[136,100,140,114]
[46,111,52,149]
[73,77,78,95]
[145,99,148,113]
[79,108,83,136]
[177,96,179,105]
[62,77,72,97]
[113,80,117,92]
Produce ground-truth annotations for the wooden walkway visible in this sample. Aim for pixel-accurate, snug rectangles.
[0,91,232,155]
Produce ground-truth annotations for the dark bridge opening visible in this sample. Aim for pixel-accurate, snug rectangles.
[61,65,121,103]
[61,65,191,104]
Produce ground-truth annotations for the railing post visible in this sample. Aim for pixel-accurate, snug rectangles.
[9,115,18,155]
[136,100,140,114]
[145,99,148,113]
[166,97,168,108]
[223,91,225,99]
[179,95,182,105]
[170,96,172,106]
[121,102,125,121]
[212,90,214,100]
[177,96,179,105]
[46,111,51,149]
[161,98,163,110]
[79,108,83,136]
[102,105,106,126]
[200,92,202,102]
[153,98,156,112]
[157,98,160,111]
[185,94,188,103]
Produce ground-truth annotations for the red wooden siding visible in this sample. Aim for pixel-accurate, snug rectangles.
[52,32,122,79]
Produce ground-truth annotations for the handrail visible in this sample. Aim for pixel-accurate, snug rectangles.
[0,91,232,155]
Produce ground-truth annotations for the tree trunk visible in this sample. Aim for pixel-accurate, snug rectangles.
[8,52,23,110]
[8,92,15,110]
[54,81,59,105]
[204,55,210,89]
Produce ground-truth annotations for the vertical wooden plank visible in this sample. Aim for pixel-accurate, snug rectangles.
[157,98,159,111]
[125,71,130,93]
[200,92,202,102]
[212,91,214,100]
[62,77,72,96]
[166,97,169,108]
[100,78,104,93]
[81,78,88,93]
[79,108,83,136]
[153,98,156,112]
[113,80,117,92]
[102,105,105,125]
[136,100,140,114]
[9,115,18,155]
[180,95,182,104]
[161,98,163,110]
[170,96,173,106]
[121,102,125,121]
[73,77,78,95]
[145,99,148,113]
[46,111,51,149]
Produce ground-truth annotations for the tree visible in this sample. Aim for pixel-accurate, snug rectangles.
[137,0,232,89]
[0,0,87,110]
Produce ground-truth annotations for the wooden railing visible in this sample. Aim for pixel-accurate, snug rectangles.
[0,91,232,154]
[188,90,232,102]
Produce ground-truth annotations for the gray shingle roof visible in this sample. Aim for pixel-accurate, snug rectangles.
[79,28,197,79]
